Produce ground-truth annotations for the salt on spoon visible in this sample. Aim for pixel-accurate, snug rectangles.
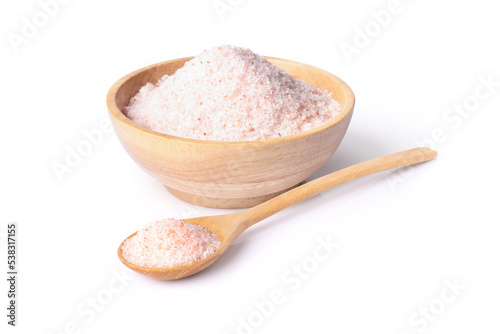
[118,147,437,280]
[121,218,221,268]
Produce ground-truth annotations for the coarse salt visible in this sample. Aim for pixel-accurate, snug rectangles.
[124,45,341,141]
[121,218,221,268]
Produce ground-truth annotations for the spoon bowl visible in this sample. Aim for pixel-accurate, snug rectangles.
[118,147,437,280]
[117,215,238,280]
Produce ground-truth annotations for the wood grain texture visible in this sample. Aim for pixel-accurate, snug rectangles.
[107,57,355,208]
[117,147,437,280]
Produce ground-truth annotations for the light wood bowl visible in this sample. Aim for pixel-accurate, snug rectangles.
[106,57,355,208]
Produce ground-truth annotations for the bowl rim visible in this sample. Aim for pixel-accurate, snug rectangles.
[106,56,355,146]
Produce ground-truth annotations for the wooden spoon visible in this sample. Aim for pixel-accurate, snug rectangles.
[118,147,437,280]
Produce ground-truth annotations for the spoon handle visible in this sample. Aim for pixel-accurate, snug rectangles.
[238,147,437,229]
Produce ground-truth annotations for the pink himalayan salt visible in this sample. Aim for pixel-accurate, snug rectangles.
[124,45,341,141]
[121,218,221,268]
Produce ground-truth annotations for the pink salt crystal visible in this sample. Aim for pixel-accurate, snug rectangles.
[124,45,341,141]
[121,218,221,268]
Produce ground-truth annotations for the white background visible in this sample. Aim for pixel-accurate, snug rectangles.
[1,0,499,333]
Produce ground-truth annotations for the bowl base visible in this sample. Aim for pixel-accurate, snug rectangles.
[165,184,301,209]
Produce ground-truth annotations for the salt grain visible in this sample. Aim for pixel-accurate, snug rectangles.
[121,218,221,268]
[124,45,341,141]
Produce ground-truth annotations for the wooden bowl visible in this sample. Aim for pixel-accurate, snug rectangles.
[106,57,355,208]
